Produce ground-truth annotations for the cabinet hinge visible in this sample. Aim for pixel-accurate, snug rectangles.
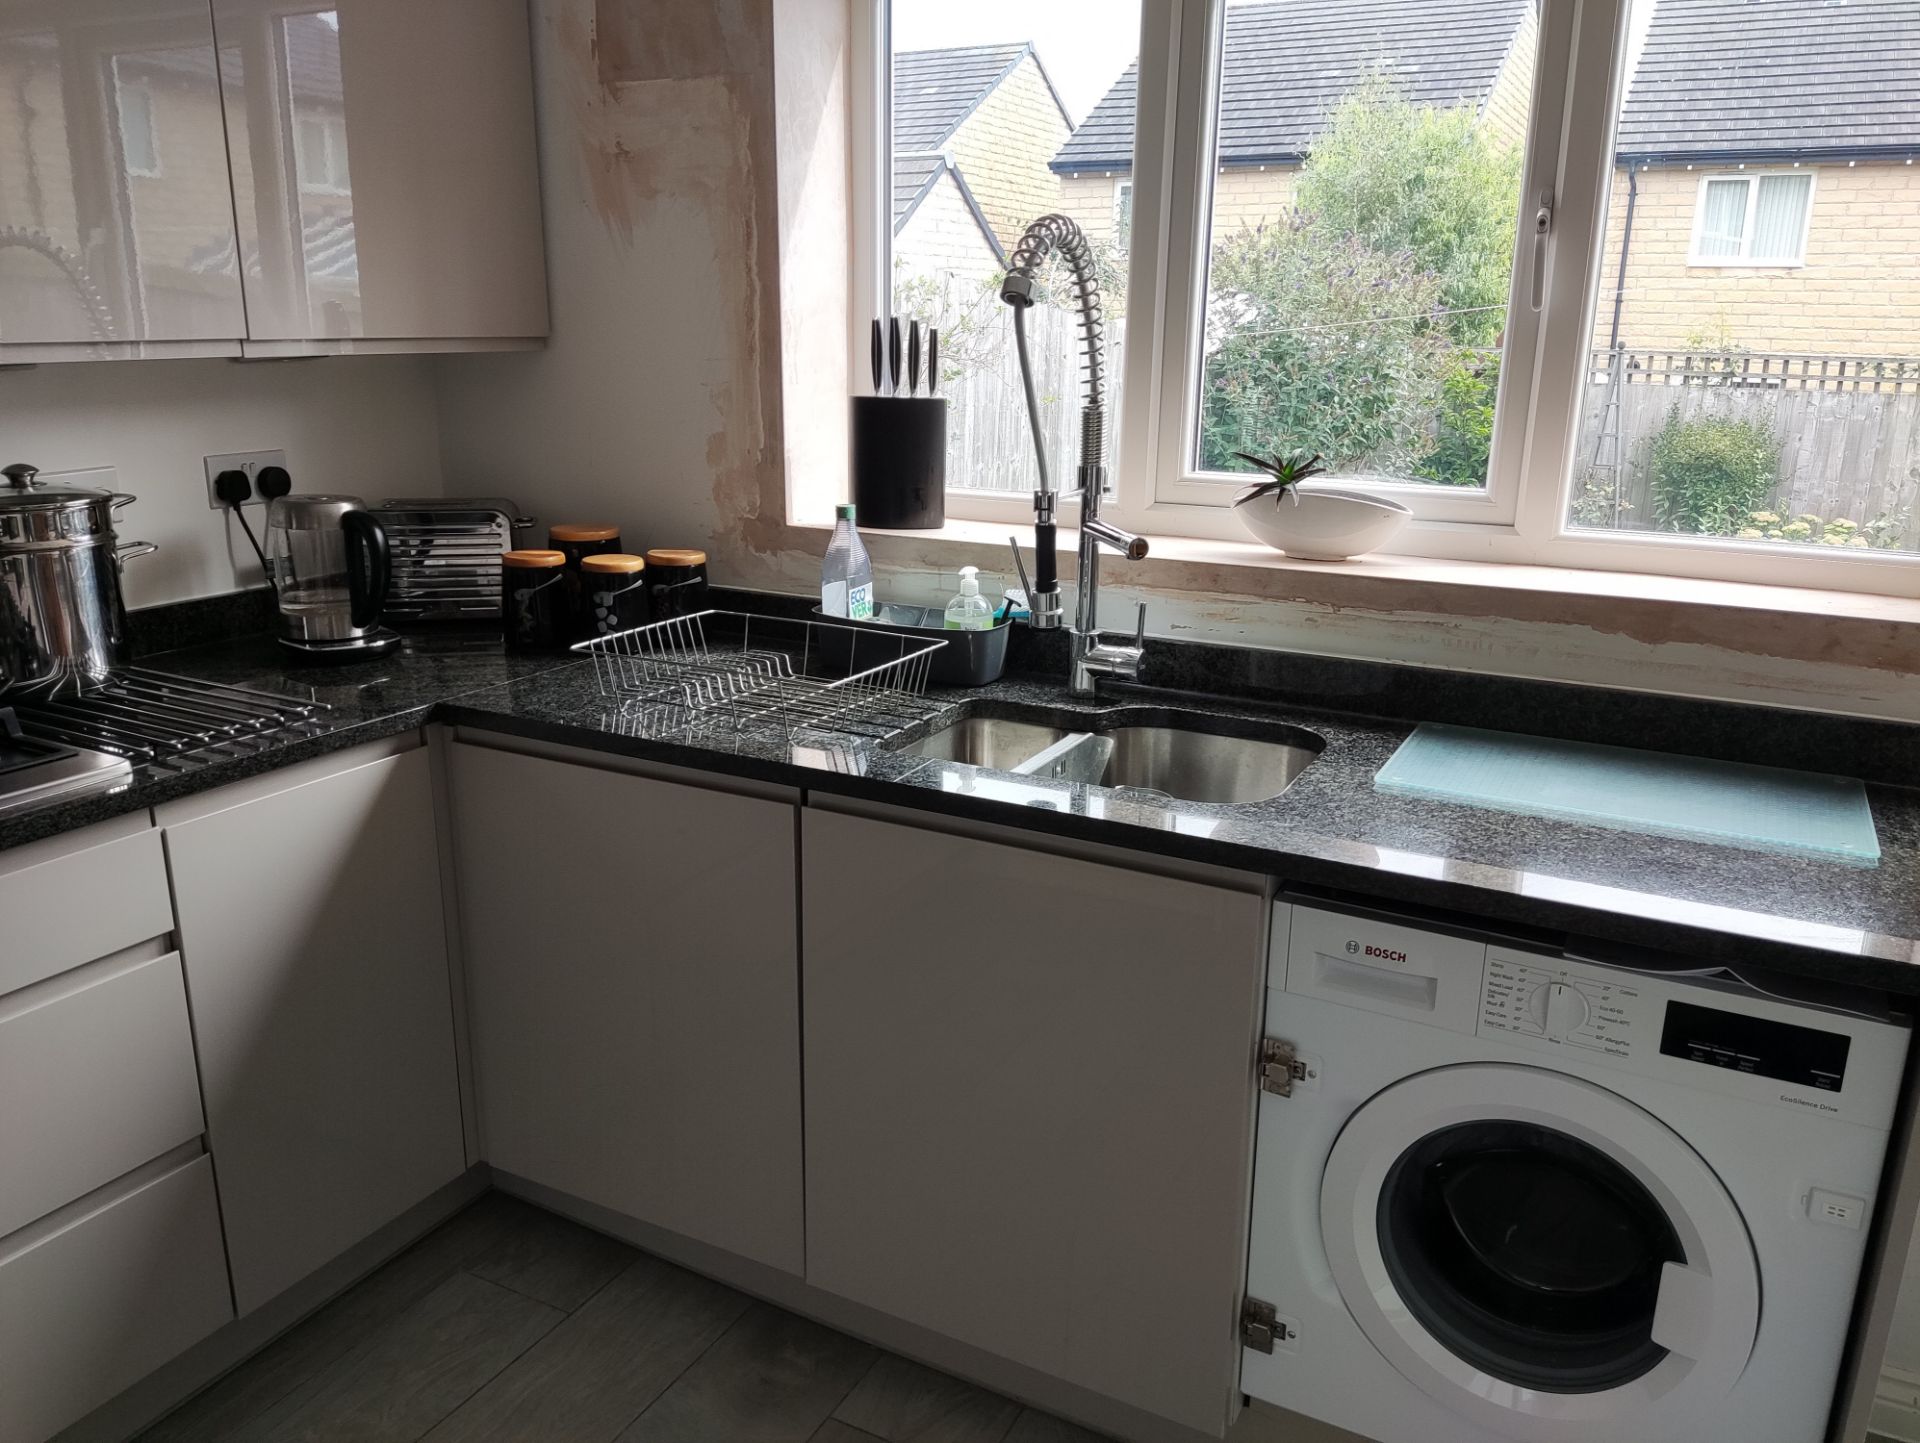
[1259,1038,1306,1097]
[1242,1297,1280,1353]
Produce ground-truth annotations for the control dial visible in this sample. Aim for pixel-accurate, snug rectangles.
[1529,982,1590,1039]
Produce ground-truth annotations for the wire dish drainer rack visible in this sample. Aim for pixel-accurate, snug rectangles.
[573,610,948,741]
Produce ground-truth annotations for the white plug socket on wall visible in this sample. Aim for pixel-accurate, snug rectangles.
[204,450,287,509]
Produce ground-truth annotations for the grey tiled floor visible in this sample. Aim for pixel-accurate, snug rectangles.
[138,1192,1114,1443]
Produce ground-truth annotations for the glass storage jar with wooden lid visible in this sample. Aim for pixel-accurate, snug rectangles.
[644,548,708,621]
[579,553,648,637]
[501,549,568,650]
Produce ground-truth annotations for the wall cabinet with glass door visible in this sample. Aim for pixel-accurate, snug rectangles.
[0,0,547,360]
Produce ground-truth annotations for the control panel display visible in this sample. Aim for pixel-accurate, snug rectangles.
[1659,1000,1851,1091]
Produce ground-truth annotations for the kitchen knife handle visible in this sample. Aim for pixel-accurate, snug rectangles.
[908,320,921,396]
[888,317,902,396]
[870,319,883,396]
[928,328,939,396]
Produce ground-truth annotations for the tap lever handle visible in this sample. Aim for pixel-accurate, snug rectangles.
[1007,536,1035,609]
[1132,602,1147,654]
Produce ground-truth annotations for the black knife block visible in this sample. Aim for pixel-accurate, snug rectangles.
[852,396,947,530]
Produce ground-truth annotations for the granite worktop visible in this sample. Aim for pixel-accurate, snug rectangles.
[6,618,1919,997]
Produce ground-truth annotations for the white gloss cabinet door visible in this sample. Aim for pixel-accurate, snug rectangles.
[0,1155,231,1443]
[801,809,1269,1437]
[165,746,465,1316]
[209,0,547,343]
[0,0,248,347]
[449,744,805,1276]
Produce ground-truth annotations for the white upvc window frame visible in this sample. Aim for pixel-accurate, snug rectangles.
[858,0,1920,600]
[1687,168,1816,268]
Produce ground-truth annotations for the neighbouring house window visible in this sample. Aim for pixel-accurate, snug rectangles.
[295,116,351,195]
[1690,172,1813,265]
[115,72,161,179]
[859,0,1920,596]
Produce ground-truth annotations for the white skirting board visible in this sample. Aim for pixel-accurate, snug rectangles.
[1874,1366,1920,1442]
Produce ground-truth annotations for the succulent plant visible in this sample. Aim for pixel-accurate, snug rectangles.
[1230,450,1329,508]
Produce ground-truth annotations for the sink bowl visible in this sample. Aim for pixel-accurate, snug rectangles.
[900,716,1073,769]
[900,711,1321,806]
[1096,726,1315,805]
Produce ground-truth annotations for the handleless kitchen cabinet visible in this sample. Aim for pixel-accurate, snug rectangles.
[801,807,1270,1437]
[0,0,248,355]
[209,0,548,348]
[161,742,466,1317]
[448,742,806,1276]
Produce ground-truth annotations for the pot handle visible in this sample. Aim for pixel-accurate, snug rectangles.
[116,541,158,563]
[110,494,137,512]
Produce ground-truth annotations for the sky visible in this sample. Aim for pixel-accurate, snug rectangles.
[894,0,1664,129]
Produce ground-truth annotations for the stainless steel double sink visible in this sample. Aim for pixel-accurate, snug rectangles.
[898,711,1321,806]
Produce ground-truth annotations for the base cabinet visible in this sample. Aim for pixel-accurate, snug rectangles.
[801,809,1269,1436]
[0,1156,231,1443]
[165,746,466,1315]
[449,744,805,1275]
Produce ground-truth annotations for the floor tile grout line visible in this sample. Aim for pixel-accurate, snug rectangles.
[604,1290,762,1440]
[459,1251,639,1315]
[408,1281,571,1443]
[823,1350,884,1431]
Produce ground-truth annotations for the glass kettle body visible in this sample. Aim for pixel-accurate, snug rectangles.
[265,495,391,644]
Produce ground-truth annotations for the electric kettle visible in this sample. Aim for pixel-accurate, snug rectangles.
[265,495,398,658]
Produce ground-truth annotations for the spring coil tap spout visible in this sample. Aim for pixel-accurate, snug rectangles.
[1000,214,1147,696]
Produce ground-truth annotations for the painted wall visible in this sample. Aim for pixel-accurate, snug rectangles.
[0,356,444,608]
[431,0,781,566]
[895,170,1002,286]
[1595,161,1920,355]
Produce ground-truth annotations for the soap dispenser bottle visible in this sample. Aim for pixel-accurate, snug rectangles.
[944,566,994,630]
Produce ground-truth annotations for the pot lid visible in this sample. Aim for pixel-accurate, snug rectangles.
[0,462,116,513]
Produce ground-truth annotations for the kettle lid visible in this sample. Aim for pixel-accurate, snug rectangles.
[267,494,372,530]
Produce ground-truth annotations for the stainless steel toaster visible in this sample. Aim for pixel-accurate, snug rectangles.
[378,498,535,623]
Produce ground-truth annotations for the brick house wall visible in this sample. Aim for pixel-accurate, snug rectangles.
[895,169,1002,287]
[945,54,1072,255]
[1480,3,1538,152]
[1594,160,1920,354]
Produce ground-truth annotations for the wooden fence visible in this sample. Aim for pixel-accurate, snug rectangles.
[1577,349,1920,547]
[944,305,1128,495]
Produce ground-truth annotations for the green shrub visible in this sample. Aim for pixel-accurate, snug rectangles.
[1646,409,1781,536]
[1415,354,1499,488]
[1199,216,1451,473]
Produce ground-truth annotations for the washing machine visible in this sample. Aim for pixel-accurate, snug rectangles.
[1241,902,1911,1443]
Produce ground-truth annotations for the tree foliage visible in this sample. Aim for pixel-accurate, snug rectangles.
[1202,77,1523,482]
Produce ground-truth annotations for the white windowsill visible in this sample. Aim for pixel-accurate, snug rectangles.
[792,514,1920,671]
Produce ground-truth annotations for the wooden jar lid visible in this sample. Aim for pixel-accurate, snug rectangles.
[644,548,708,567]
[502,549,566,569]
[549,524,620,543]
[581,553,646,574]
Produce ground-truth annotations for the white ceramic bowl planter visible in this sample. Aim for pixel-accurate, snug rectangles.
[1234,479,1412,561]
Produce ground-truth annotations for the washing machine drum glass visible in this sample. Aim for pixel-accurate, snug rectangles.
[1378,1121,1684,1393]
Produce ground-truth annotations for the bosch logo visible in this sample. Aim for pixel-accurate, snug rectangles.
[1363,945,1408,963]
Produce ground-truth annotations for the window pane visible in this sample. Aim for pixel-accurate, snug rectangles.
[1750,173,1809,262]
[1192,0,1538,489]
[1571,0,1920,557]
[1694,178,1749,259]
[890,2,1140,495]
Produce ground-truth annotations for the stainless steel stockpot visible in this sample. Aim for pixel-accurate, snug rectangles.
[0,462,157,694]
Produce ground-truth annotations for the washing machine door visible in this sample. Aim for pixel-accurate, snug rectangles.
[1321,1063,1760,1442]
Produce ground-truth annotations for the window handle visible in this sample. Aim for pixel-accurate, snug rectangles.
[1530,192,1554,313]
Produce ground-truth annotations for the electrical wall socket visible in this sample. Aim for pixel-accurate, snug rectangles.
[204,450,286,509]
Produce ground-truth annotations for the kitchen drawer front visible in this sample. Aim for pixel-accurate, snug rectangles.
[0,1155,232,1443]
[0,827,173,997]
[0,952,206,1238]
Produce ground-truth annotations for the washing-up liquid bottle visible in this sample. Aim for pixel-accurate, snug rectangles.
[821,503,875,620]
[944,566,994,630]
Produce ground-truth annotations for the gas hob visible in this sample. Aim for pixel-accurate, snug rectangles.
[0,668,330,818]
